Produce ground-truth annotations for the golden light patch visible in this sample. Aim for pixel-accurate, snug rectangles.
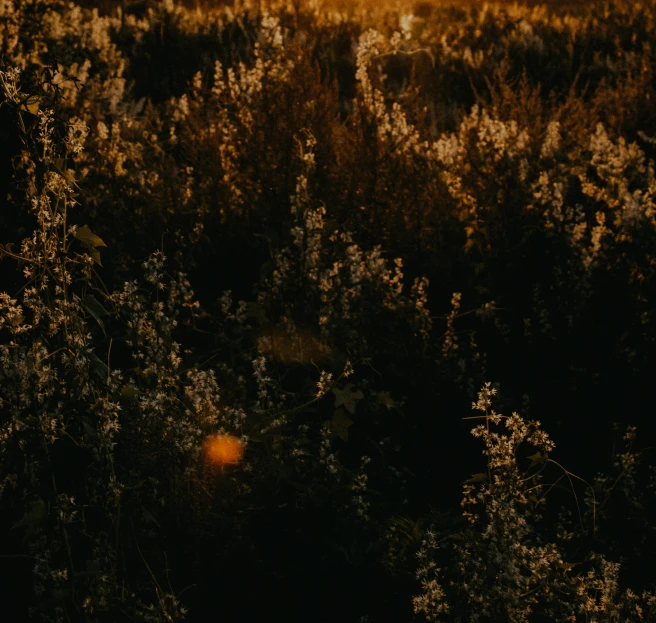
[203,434,244,467]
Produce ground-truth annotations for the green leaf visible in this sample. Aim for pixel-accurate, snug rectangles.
[465,473,488,484]
[119,386,140,402]
[0,243,10,259]
[90,352,109,380]
[332,383,364,415]
[329,407,354,442]
[74,225,106,266]
[142,508,160,528]
[375,391,399,411]
[74,224,107,248]
[81,294,109,336]
[527,451,546,468]
[20,95,41,115]
[82,417,99,442]
[51,158,78,185]
[12,498,48,543]
[12,498,46,530]
[87,247,102,267]
[84,293,109,316]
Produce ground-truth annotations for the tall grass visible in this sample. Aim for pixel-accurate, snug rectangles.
[1,0,656,620]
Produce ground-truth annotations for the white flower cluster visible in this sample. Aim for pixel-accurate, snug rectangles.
[413,383,656,621]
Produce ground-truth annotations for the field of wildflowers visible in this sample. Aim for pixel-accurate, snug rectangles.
[1,0,656,620]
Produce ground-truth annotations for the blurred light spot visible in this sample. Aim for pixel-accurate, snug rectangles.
[203,434,244,467]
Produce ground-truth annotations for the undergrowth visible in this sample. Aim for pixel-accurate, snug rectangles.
[1,0,656,621]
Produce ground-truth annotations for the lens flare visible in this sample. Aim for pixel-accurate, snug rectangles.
[203,434,244,467]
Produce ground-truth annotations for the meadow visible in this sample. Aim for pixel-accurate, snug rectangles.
[1,0,656,620]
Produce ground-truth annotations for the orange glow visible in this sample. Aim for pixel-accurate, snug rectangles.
[203,434,244,467]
